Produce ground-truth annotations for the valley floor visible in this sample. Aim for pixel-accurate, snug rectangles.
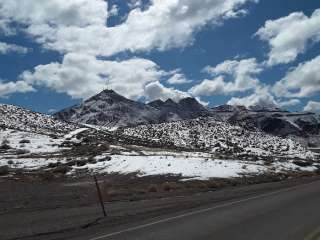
[1,174,320,240]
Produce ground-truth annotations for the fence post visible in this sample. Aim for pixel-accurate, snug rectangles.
[94,175,107,217]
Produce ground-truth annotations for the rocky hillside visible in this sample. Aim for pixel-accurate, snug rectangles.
[0,104,77,136]
[212,105,320,138]
[55,90,212,127]
[120,117,316,160]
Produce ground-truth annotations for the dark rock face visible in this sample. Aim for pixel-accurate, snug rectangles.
[54,90,161,127]
[225,107,319,137]
[259,117,303,136]
[148,97,211,121]
[54,90,211,127]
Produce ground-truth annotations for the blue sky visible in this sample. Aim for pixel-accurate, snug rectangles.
[0,0,320,113]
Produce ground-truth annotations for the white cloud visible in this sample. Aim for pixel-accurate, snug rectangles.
[304,101,320,113]
[0,80,34,98]
[0,42,28,54]
[0,0,258,102]
[144,81,190,102]
[256,9,320,66]
[128,0,143,9]
[278,99,301,108]
[109,4,119,17]
[190,58,262,96]
[19,53,188,101]
[0,0,257,56]
[167,72,189,85]
[189,76,226,96]
[227,87,278,108]
[273,55,320,98]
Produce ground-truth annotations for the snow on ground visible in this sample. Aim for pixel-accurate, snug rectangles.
[64,128,88,139]
[122,118,316,159]
[0,129,63,153]
[0,158,65,170]
[70,152,319,180]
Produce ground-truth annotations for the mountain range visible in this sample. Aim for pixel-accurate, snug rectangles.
[54,89,320,141]
[54,89,215,128]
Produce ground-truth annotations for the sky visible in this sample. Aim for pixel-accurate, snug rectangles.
[0,0,320,114]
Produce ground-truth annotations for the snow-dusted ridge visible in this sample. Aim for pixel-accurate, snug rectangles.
[121,117,316,159]
[0,104,78,136]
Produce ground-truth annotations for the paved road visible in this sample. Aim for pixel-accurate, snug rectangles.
[83,180,320,240]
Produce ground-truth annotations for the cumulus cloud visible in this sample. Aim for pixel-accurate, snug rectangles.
[144,81,190,102]
[0,42,28,54]
[278,99,301,108]
[304,101,320,113]
[167,71,189,85]
[0,0,258,101]
[190,58,262,96]
[256,9,320,66]
[0,0,257,56]
[128,0,143,9]
[0,80,34,98]
[227,87,278,108]
[109,4,119,17]
[19,52,189,101]
[273,55,320,98]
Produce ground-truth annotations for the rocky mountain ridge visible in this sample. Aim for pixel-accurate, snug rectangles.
[54,90,320,141]
[54,90,213,127]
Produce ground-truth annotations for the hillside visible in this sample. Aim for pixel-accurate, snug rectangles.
[120,117,315,159]
[0,104,77,136]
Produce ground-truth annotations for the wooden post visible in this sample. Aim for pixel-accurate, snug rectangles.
[94,175,107,217]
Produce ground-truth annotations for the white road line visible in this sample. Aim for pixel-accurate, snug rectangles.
[88,180,319,240]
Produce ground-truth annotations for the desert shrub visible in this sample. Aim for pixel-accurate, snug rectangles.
[0,166,9,175]
[103,188,119,199]
[76,160,88,166]
[0,143,11,150]
[47,162,59,168]
[16,149,30,155]
[161,182,179,191]
[98,156,112,162]
[0,139,11,150]
[99,143,110,152]
[53,165,71,174]
[66,161,76,166]
[39,171,55,181]
[147,184,159,193]
[2,139,10,145]
[19,139,30,144]
[207,180,222,189]
[88,157,97,164]
[292,160,313,167]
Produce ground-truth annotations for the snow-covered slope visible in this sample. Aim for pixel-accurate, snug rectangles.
[121,117,315,159]
[0,104,77,136]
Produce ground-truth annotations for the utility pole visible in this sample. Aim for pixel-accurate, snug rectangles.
[94,175,107,217]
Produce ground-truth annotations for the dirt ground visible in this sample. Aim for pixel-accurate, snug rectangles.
[1,171,320,240]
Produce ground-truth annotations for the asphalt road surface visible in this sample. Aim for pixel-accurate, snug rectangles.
[82,180,320,240]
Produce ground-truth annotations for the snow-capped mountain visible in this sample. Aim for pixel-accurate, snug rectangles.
[55,90,212,127]
[55,90,161,127]
[0,104,77,136]
[120,117,315,159]
[54,90,320,140]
